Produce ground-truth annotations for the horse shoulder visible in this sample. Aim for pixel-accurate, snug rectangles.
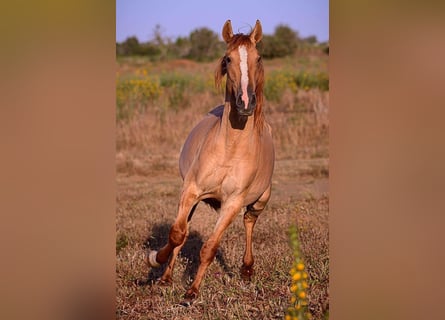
[179,108,222,178]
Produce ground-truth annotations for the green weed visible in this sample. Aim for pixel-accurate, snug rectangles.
[265,71,329,103]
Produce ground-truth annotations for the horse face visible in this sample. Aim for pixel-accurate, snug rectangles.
[217,20,264,117]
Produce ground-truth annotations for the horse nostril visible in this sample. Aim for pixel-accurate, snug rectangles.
[236,93,244,107]
[250,94,256,106]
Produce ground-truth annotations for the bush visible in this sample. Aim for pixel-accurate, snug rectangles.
[187,27,224,62]
[116,74,163,120]
[265,71,297,102]
[260,25,299,59]
[265,70,329,102]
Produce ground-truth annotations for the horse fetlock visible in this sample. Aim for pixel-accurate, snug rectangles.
[147,250,161,268]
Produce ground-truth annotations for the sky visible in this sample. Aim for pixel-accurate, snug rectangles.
[116,0,329,43]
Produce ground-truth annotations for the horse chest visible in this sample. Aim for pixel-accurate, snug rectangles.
[197,157,258,199]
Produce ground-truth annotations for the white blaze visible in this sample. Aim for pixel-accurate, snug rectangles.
[238,45,249,109]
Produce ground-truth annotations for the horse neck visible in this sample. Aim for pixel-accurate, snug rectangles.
[218,101,257,152]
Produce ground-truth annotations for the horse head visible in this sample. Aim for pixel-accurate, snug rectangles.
[216,20,264,123]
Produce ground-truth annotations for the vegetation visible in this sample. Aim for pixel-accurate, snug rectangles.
[286,225,312,320]
[116,24,328,62]
[116,56,328,123]
[116,37,329,319]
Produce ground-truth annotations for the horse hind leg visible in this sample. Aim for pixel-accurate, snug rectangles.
[241,185,272,281]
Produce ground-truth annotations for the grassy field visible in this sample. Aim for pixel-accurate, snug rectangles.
[116,48,329,319]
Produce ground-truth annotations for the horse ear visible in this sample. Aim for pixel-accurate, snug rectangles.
[222,20,233,43]
[250,20,263,44]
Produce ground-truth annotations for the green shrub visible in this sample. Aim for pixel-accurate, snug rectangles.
[265,71,297,102]
[293,72,329,91]
[188,27,224,62]
[260,25,299,59]
[265,70,329,102]
[116,74,162,120]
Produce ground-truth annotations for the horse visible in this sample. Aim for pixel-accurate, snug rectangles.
[147,19,275,305]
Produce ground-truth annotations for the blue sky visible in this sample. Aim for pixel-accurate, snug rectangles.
[116,0,329,43]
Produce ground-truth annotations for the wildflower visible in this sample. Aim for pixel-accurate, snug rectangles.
[286,225,311,320]
[292,272,302,281]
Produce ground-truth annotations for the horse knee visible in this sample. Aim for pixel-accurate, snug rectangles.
[169,224,186,247]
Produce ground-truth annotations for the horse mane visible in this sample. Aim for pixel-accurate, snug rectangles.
[215,34,265,133]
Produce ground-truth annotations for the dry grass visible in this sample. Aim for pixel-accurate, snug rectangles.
[116,50,329,319]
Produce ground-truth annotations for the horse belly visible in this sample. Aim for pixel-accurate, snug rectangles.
[243,137,275,205]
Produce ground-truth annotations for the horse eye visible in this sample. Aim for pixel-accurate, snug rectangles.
[225,56,231,64]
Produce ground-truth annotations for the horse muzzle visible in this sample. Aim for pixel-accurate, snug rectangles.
[235,91,256,116]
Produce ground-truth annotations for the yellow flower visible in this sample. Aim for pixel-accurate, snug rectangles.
[291,296,296,304]
[289,268,296,275]
[292,272,302,281]
[302,272,308,279]
[297,263,305,271]
[290,284,298,292]
[302,281,309,289]
[298,291,306,299]
[285,315,291,320]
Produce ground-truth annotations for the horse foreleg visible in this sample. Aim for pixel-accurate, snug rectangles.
[182,200,242,305]
[157,226,189,285]
[158,204,197,284]
[148,187,198,268]
[241,185,271,281]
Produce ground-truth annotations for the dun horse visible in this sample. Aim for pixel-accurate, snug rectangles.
[147,20,275,305]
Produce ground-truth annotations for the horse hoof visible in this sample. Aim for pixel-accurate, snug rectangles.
[156,277,172,286]
[240,265,254,281]
[179,299,193,307]
[147,250,160,268]
[180,289,198,307]
[134,279,149,286]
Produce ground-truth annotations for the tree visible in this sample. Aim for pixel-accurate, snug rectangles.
[169,36,191,59]
[188,27,223,62]
[303,35,318,45]
[260,25,299,59]
[119,36,142,55]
